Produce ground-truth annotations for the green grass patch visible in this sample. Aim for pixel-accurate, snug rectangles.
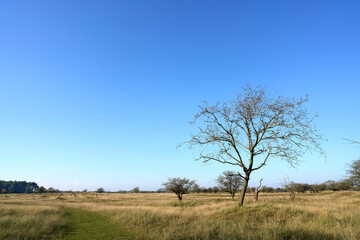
[63,208,135,240]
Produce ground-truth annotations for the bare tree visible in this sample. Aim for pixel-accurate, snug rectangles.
[216,171,243,199]
[163,177,196,201]
[183,85,323,206]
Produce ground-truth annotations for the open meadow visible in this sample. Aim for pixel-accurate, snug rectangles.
[0,191,359,240]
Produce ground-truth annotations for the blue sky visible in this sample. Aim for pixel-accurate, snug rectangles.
[1,1,359,191]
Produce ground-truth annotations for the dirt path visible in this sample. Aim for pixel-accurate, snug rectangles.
[63,208,135,240]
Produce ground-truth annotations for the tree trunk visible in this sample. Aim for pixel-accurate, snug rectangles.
[289,191,295,199]
[254,178,263,201]
[254,191,259,201]
[178,194,183,201]
[239,174,250,206]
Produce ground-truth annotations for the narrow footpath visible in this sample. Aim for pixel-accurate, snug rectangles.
[63,208,135,240]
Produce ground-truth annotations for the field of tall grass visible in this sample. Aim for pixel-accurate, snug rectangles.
[0,191,359,239]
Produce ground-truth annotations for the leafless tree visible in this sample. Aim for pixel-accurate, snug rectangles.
[183,85,324,206]
[216,171,243,199]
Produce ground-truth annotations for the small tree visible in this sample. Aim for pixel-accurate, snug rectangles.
[347,159,360,190]
[212,186,220,193]
[191,183,201,193]
[47,187,59,193]
[261,186,275,193]
[131,187,140,193]
[37,186,46,193]
[216,171,243,199]
[282,179,296,199]
[291,183,310,193]
[310,183,326,193]
[327,180,351,191]
[163,177,196,201]
[96,187,105,193]
[184,85,324,206]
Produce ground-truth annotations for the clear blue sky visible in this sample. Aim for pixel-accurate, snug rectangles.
[1,1,359,191]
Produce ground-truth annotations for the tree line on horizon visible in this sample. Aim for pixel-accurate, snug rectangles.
[0,180,39,194]
[1,155,358,196]
[0,169,357,196]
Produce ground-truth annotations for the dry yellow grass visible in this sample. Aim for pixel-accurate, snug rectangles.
[0,195,66,239]
[0,191,359,239]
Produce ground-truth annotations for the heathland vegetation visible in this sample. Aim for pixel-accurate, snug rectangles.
[0,158,358,239]
[1,191,359,239]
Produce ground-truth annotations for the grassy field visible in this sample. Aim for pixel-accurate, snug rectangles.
[0,191,359,240]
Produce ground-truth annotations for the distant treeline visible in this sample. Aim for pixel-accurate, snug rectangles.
[1,179,354,194]
[278,180,352,193]
[0,180,39,194]
[156,179,353,194]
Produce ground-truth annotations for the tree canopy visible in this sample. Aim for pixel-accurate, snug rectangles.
[163,177,196,201]
[185,85,324,205]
